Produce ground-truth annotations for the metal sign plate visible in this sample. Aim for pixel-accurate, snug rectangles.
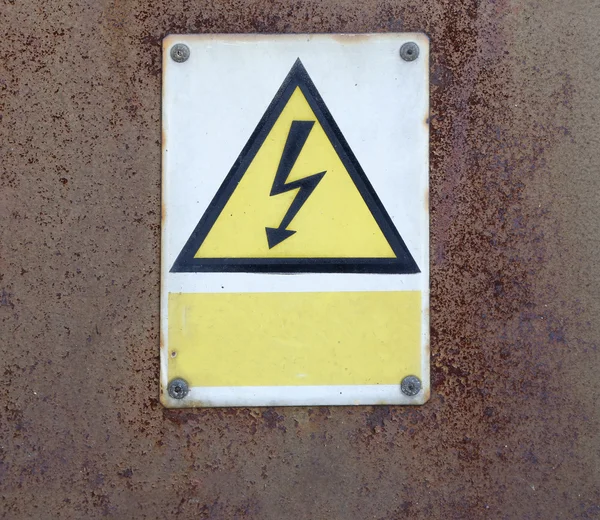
[161,34,430,407]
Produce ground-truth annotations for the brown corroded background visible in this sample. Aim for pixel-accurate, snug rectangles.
[1,0,599,518]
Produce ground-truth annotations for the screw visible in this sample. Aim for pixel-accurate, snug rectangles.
[170,43,190,63]
[399,42,420,62]
[400,375,422,396]
[167,378,189,399]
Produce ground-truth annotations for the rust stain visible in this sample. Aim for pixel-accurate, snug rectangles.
[0,0,598,518]
[330,33,378,44]
[422,386,431,403]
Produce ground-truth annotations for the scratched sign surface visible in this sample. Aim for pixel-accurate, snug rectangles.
[161,34,430,407]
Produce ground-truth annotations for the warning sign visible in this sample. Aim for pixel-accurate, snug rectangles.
[161,34,430,408]
[172,60,418,274]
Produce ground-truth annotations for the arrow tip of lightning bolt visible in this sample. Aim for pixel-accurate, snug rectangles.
[265,227,296,249]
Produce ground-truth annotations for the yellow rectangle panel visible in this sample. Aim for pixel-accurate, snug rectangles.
[168,291,421,387]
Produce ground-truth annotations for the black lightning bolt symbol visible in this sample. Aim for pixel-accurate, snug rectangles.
[265,120,326,249]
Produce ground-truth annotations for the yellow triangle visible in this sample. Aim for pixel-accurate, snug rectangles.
[195,87,395,259]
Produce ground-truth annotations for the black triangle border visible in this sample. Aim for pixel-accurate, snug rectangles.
[171,59,420,274]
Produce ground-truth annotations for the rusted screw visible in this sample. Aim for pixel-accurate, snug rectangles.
[399,42,419,62]
[170,43,190,63]
[400,375,421,396]
[168,378,189,399]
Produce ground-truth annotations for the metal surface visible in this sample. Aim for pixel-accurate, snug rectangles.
[399,41,419,61]
[167,378,189,399]
[169,43,190,62]
[1,0,599,518]
[400,375,421,396]
[162,34,429,407]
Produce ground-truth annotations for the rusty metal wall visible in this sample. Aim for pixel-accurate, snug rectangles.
[1,0,599,518]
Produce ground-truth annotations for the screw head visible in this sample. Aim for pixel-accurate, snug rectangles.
[400,375,422,396]
[399,42,420,62]
[167,378,189,399]
[170,43,190,63]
